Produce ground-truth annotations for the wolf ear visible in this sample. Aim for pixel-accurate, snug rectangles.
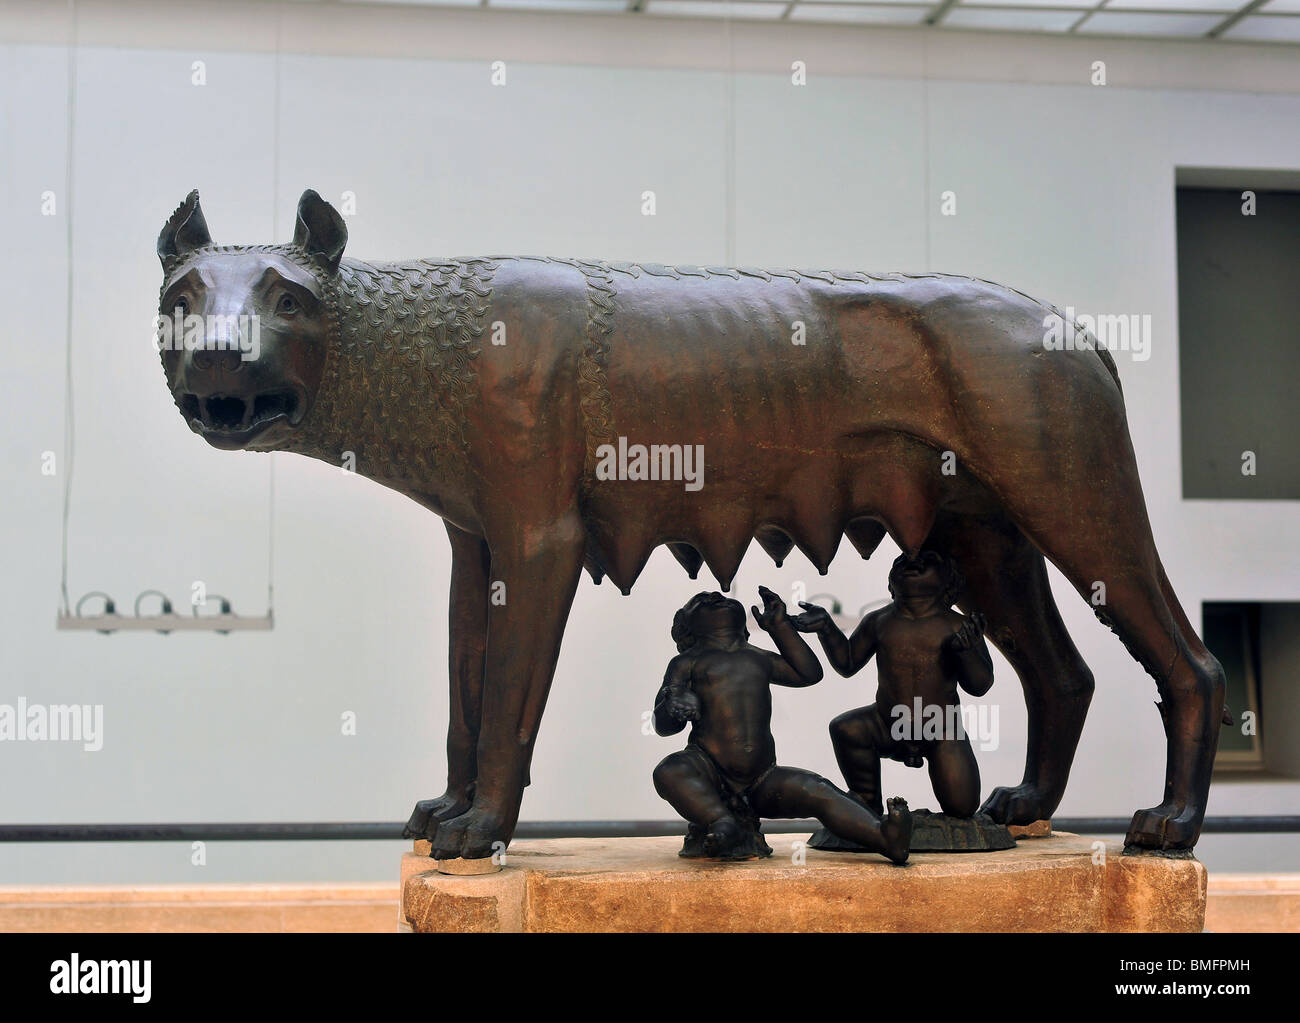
[157,190,212,266]
[293,189,347,273]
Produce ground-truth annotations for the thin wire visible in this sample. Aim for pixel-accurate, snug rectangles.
[267,456,275,615]
[59,0,78,616]
[922,31,932,274]
[267,3,284,616]
[723,2,736,267]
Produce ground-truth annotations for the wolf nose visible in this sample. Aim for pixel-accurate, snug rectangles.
[188,345,244,374]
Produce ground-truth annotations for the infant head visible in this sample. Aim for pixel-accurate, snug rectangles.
[671,591,749,651]
[887,550,964,608]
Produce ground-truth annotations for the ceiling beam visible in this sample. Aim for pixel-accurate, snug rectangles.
[1208,0,1269,37]
[927,0,960,26]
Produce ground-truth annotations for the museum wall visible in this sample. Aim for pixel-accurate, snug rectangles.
[1,2,1297,882]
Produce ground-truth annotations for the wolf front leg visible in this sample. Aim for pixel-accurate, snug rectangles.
[427,512,586,860]
[405,522,491,840]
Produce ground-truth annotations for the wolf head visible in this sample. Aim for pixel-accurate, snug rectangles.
[156,189,346,452]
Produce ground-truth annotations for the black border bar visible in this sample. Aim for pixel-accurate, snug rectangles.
[1,816,1298,842]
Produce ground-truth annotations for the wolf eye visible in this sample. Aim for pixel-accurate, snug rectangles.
[173,296,190,317]
[276,293,298,316]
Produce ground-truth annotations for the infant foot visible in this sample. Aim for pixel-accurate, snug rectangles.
[702,817,743,859]
[881,796,912,865]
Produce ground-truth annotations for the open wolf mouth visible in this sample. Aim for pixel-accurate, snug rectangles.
[179,389,302,448]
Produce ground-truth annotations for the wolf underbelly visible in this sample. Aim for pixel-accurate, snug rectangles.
[521,263,993,593]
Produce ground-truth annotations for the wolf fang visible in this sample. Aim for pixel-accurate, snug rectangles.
[49,954,151,1003]
[595,436,704,492]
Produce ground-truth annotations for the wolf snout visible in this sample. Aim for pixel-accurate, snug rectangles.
[177,388,302,435]
[187,345,246,374]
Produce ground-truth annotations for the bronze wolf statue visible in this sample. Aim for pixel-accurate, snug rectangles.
[157,189,1225,858]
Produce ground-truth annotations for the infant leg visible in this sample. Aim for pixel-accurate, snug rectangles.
[653,751,731,828]
[928,738,981,818]
[750,767,911,864]
[829,704,891,814]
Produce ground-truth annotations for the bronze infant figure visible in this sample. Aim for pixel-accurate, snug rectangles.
[653,587,913,864]
[794,551,992,820]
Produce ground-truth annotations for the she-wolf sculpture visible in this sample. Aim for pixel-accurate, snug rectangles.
[156,189,1226,860]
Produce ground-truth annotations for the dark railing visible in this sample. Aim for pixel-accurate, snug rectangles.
[2,817,1298,842]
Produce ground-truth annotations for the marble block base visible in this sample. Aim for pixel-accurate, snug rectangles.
[400,831,1206,933]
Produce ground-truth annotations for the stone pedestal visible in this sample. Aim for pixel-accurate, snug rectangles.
[400,831,1206,933]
